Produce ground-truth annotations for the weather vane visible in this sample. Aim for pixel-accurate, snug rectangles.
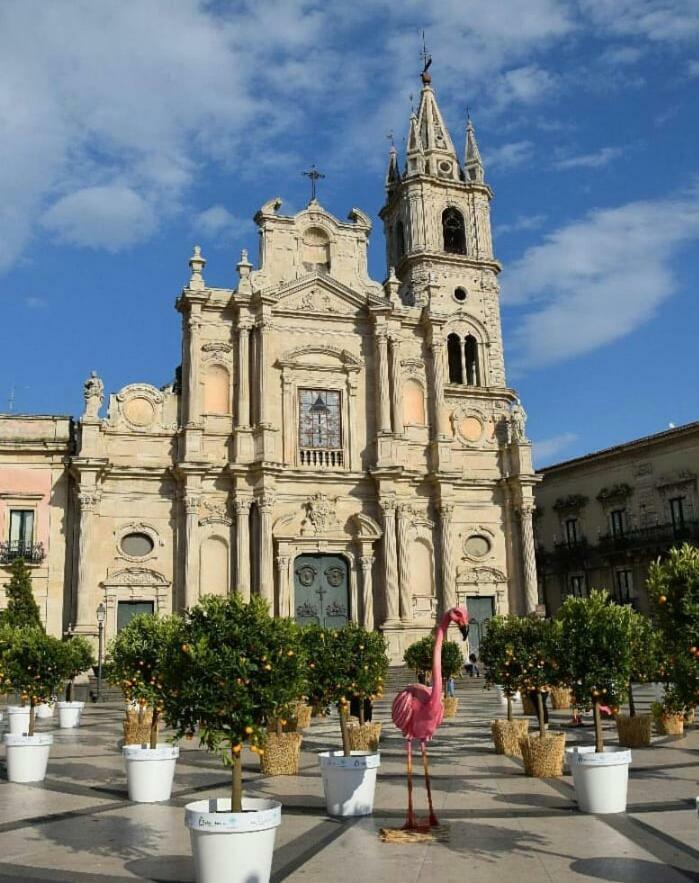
[302,164,325,202]
[386,131,395,148]
[420,29,432,80]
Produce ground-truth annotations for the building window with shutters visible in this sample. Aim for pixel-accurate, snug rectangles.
[610,508,625,537]
[569,573,586,597]
[669,496,686,531]
[614,568,634,604]
[565,517,579,546]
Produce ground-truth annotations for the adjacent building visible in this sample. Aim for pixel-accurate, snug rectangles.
[0,68,538,660]
[535,421,699,614]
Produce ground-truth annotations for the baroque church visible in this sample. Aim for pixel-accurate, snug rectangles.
[0,68,538,660]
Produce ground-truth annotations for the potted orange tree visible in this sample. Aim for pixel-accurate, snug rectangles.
[479,615,529,757]
[305,622,388,817]
[404,634,463,717]
[168,594,306,883]
[615,610,658,748]
[1,626,65,782]
[107,613,184,803]
[57,636,94,729]
[558,590,634,813]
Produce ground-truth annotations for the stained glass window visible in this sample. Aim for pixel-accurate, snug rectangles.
[298,389,341,449]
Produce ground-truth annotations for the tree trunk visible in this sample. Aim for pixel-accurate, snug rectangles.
[339,703,351,757]
[66,680,73,703]
[231,750,243,813]
[628,682,636,718]
[359,701,365,726]
[28,699,36,737]
[593,700,604,753]
[149,708,159,749]
[507,695,513,722]
[536,691,546,738]
[276,717,282,737]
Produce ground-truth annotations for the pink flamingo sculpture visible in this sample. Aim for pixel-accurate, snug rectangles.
[392,606,470,830]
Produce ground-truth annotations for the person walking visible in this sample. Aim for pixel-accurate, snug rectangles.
[468,652,480,677]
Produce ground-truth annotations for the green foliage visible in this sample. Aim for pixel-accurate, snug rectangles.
[647,544,699,711]
[106,613,183,746]
[60,636,95,701]
[627,610,659,684]
[1,559,42,629]
[556,589,634,713]
[516,616,560,695]
[0,627,66,733]
[166,594,307,766]
[403,635,463,682]
[479,615,526,697]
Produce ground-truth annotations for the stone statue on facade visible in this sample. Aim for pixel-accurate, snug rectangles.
[82,371,104,419]
[510,399,528,443]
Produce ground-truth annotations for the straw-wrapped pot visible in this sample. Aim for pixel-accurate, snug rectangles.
[123,706,153,745]
[347,721,382,752]
[443,697,459,719]
[260,732,303,776]
[550,687,572,710]
[491,719,529,757]
[519,732,565,777]
[655,712,684,736]
[615,713,652,748]
[521,694,536,716]
[292,702,313,730]
[684,707,695,725]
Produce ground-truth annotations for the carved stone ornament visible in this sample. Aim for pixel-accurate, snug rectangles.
[297,564,317,587]
[301,493,339,535]
[104,567,170,587]
[201,341,233,360]
[199,499,232,526]
[509,399,528,443]
[596,483,634,505]
[82,371,104,419]
[401,357,424,376]
[325,566,345,588]
[553,494,588,513]
[456,565,507,585]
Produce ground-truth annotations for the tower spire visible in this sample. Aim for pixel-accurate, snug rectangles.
[465,114,484,184]
[403,59,460,182]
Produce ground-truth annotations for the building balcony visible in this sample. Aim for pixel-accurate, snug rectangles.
[299,448,344,469]
[598,520,699,554]
[0,541,46,565]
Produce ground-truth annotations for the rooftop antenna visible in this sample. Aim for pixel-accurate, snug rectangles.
[301,164,325,203]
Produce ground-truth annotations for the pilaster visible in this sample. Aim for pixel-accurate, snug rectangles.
[438,502,456,613]
[234,497,252,601]
[380,496,400,625]
[397,503,412,622]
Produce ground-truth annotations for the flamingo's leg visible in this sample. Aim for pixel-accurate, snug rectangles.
[420,740,439,828]
[402,738,417,830]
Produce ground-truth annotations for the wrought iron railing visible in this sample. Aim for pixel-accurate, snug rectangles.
[598,520,699,552]
[0,541,46,565]
[299,448,344,468]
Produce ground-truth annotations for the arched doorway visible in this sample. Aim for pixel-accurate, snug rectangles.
[293,554,349,628]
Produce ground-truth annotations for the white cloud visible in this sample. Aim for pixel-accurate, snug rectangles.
[533,432,578,466]
[490,65,558,114]
[494,214,547,236]
[24,296,48,310]
[503,186,699,369]
[41,186,156,250]
[554,146,624,170]
[689,60,699,77]
[487,141,535,171]
[580,0,699,42]
[600,45,645,65]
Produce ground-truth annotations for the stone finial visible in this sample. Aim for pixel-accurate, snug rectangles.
[384,266,400,303]
[188,245,206,291]
[82,370,104,420]
[236,248,253,295]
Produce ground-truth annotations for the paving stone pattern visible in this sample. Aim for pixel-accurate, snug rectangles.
[1,677,698,882]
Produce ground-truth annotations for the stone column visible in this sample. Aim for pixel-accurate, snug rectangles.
[397,504,413,622]
[520,503,539,613]
[184,494,200,609]
[75,490,99,629]
[380,497,400,624]
[276,554,291,618]
[389,335,404,435]
[237,319,251,427]
[258,493,275,608]
[376,329,391,433]
[439,503,456,612]
[234,498,252,601]
[359,554,375,630]
[186,315,201,425]
[257,324,270,427]
[430,338,449,437]
[281,369,293,464]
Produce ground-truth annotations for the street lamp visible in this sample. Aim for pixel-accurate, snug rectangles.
[96,602,106,702]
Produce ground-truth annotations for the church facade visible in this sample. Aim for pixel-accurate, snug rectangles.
[0,71,538,660]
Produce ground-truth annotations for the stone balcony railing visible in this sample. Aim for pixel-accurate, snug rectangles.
[0,541,46,565]
[299,448,344,468]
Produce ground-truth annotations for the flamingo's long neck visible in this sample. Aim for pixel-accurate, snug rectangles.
[429,611,451,706]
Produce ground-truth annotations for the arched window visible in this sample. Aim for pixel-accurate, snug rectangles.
[442,208,466,254]
[395,221,405,261]
[465,335,480,386]
[447,333,463,384]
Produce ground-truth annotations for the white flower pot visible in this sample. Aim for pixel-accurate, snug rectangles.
[185,797,281,883]
[123,744,179,802]
[57,701,84,729]
[35,702,55,720]
[318,750,380,817]
[4,733,53,783]
[7,706,31,735]
[566,746,632,813]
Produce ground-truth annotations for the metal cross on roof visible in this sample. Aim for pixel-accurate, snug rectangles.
[302,164,325,202]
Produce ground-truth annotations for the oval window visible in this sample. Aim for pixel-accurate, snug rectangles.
[465,535,491,558]
[454,287,467,302]
[121,532,154,558]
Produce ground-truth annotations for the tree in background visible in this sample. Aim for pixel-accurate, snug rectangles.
[1,627,65,734]
[1,559,42,629]
[403,634,463,693]
[479,615,528,721]
[61,636,95,702]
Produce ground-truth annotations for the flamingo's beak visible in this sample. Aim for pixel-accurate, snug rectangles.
[458,623,469,641]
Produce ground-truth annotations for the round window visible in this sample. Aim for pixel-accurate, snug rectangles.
[120,532,154,558]
[454,287,467,302]
[439,160,452,173]
[465,535,491,558]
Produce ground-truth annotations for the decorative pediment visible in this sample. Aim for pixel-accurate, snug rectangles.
[277,344,362,373]
[351,512,383,540]
[103,567,170,587]
[106,383,168,433]
[456,565,507,585]
[274,272,382,316]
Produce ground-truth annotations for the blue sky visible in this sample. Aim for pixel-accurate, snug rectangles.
[1,0,698,467]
